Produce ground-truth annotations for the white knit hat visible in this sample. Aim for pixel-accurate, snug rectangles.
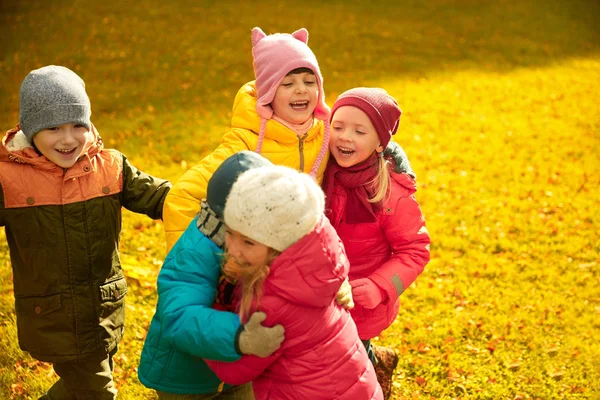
[224,165,324,252]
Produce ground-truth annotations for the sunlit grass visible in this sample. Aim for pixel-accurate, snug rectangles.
[0,0,598,398]
[381,59,600,399]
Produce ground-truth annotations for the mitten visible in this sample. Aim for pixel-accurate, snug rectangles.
[350,278,387,309]
[335,278,354,310]
[237,312,285,357]
[383,141,416,178]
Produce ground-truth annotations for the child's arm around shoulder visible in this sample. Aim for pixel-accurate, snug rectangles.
[163,129,255,250]
[204,299,291,385]
[120,153,171,220]
[157,217,242,362]
[371,173,431,300]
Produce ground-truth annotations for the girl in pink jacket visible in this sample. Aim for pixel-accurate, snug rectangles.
[205,164,382,400]
[322,88,431,399]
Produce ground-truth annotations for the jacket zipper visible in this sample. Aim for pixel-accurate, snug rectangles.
[62,169,83,360]
[298,133,308,172]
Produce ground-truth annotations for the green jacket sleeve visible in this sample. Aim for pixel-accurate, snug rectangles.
[121,154,172,220]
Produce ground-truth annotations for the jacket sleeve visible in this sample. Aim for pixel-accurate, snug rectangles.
[157,218,242,361]
[203,302,287,385]
[121,154,172,220]
[204,349,282,386]
[369,191,431,302]
[163,130,253,251]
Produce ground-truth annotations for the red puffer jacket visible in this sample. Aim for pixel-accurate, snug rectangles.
[325,171,430,339]
[205,216,382,400]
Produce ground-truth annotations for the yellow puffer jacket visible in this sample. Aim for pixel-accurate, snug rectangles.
[163,81,329,250]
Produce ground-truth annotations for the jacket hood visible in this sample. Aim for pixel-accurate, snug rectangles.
[390,168,417,193]
[1,124,103,169]
[263,216,348,307]
[230,81,323,145]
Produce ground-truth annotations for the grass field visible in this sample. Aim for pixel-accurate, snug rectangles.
[0,0,599,398]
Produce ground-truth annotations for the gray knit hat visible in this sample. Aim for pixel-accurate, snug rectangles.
[19,65,92,141]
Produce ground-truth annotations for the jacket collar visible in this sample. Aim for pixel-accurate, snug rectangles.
[1,124,103,172]
[263,216,347,307]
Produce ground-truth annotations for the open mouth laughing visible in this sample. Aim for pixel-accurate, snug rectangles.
[290,100,309,111]
[337,146,355,156]
[56,147,77,156]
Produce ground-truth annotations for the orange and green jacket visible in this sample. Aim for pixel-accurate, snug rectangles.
[163,81,329,250]
[0,126,171,363]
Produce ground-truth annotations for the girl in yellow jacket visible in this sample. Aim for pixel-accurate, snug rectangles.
[163,26,331,250]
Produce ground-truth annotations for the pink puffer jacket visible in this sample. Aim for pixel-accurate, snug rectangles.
[205,216,382,400]
[325,172,430,339]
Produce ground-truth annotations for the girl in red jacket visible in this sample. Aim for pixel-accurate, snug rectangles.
[322,87,431,399]
[205,165,382,400]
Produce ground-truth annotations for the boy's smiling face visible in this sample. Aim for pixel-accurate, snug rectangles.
[33,123,94,168]
[271,71,318,125]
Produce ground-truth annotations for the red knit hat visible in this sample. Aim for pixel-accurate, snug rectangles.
[330,88,402,148]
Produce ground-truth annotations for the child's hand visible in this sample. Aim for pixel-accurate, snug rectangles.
[335,278,354,310]
[238,312,285,357]
[350,278,386,309]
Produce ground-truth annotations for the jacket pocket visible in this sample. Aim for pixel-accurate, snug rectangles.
[15,293,77,361]
[98,277,128,336]
[16,292,62,317]
[99,277,128,302]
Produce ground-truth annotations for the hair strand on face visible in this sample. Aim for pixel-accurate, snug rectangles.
[222,249,280,321]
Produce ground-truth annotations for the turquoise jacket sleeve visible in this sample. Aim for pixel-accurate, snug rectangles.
[157,216,242,361]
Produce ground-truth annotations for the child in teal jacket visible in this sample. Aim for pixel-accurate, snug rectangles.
[139,151,284,398]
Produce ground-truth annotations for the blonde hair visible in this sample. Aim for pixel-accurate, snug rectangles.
[367,155,392,204]
[222,249,280,321]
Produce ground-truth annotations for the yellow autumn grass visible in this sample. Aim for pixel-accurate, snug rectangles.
[0,0,599,398]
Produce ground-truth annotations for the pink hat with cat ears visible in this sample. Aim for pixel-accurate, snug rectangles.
[251,27,330,179]
[252,27,330,121]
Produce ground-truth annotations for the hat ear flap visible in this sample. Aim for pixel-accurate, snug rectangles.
[252,27,267,46]
[291,28,309,44]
